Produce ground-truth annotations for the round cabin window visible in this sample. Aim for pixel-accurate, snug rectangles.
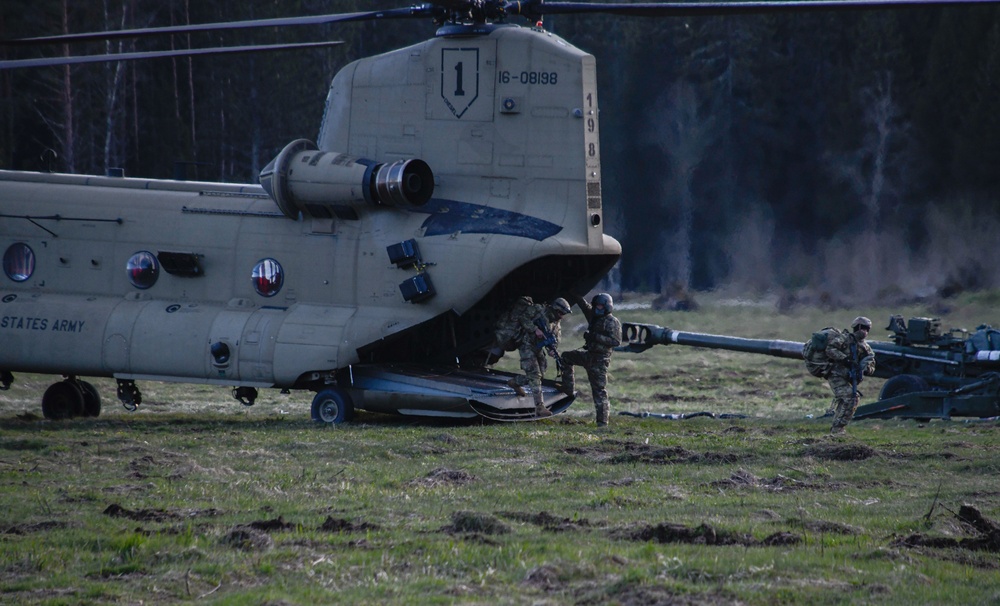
[252,258,284,297]
[126,251,159,289]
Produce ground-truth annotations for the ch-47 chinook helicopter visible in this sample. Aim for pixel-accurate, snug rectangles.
[0,0,995,424]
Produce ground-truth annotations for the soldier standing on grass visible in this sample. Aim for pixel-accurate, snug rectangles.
[507,297,572,417]
[561,293,622,427]
[823,316,876,434]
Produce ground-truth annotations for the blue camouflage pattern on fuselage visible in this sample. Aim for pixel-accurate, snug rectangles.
[412,199,562,241]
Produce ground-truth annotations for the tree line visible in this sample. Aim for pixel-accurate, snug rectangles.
[2,1,998,302]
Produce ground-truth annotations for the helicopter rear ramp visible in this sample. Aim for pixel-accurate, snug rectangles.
[342,365,575,421]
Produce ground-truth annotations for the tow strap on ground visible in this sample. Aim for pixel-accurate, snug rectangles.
[618,411,748,420]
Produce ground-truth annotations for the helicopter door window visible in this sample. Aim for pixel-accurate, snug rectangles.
[252,258,284,297]
[126,251,159,289]
[3,242,35,282]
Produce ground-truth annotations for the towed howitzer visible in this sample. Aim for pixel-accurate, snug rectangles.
[618,316,1000,421]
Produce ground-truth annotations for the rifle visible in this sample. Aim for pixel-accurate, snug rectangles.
[533,317,564,373]
[848,341,861,400]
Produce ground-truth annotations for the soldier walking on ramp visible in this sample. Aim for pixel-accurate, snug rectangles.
[508,297,572,417]
[804,316,876,434]
[561,293,622,427]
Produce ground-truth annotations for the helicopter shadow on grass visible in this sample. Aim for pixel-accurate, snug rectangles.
[0,408,553,434]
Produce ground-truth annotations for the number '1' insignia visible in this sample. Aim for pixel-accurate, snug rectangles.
[440,48,480,118]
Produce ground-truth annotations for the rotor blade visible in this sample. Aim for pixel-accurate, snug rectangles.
[512,0,999,18]
[0,5,436,46]
[0,41,344,70]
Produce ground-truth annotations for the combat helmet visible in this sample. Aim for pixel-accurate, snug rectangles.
[549,297,572,316]
[592,293,614,316]
[852,316,872,331]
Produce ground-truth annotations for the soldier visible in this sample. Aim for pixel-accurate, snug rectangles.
[561,293,622,427]
[824,316,876,434]
[485,295,534,365]
[507,297,572,417]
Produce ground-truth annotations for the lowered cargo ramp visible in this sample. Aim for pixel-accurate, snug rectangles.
[341,364,576,421]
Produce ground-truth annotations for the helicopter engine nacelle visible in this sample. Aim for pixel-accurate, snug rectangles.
[259,138,434,220]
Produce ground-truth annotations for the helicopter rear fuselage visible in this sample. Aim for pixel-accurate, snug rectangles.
[0,24,620,419]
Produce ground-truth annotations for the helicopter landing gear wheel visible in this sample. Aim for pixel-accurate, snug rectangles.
[311,388,353,425]
[232,386,258,406]
[78,380,102,417]
[42,380,85,420]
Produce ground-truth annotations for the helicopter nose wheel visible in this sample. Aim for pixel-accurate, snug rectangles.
[116,379,142,411]
[232,386,258,406]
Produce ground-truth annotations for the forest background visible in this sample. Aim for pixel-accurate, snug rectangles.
[1,0,998,304]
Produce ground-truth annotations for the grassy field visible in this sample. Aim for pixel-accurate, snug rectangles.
[1,292,999,605]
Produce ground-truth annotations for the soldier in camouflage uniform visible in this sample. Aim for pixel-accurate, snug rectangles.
[561,293,622,427]
[486,295,535,365]
[824,316,876,434]
[508,297,572,417]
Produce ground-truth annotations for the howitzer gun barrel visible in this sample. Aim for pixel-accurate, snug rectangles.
[619,323,804,360]
[868,343,961,367]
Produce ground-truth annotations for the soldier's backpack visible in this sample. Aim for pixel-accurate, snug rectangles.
[494,296,534,352]
[802,327,840,378]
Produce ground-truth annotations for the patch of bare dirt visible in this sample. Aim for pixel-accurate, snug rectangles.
[652,393,715,403]
[220,526,273,551]
[246,516,296,532]
[429,432,460,445]
[498,510,597,532]
[102,503,221,522]
[893,505,1000,554]
[317,516,380,533]
[102,483,156,495]
[601,476,643,487]
[803,441,878,461]
[576,581,746,606]
[2,520,67,534]
[416,433,462,454]
[710,469,819,492]
[103,503,176,522]
[566,439,746,465]
[522,564,562,591]
[622,521,801,548]
[611,445,743,465]
[409,467,476,487]
[441,511,510,536]
[127,455,157,478]
[762,531,802,546]
[787,518,862,535]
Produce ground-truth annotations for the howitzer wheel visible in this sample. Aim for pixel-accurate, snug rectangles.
[879,374,930,401]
